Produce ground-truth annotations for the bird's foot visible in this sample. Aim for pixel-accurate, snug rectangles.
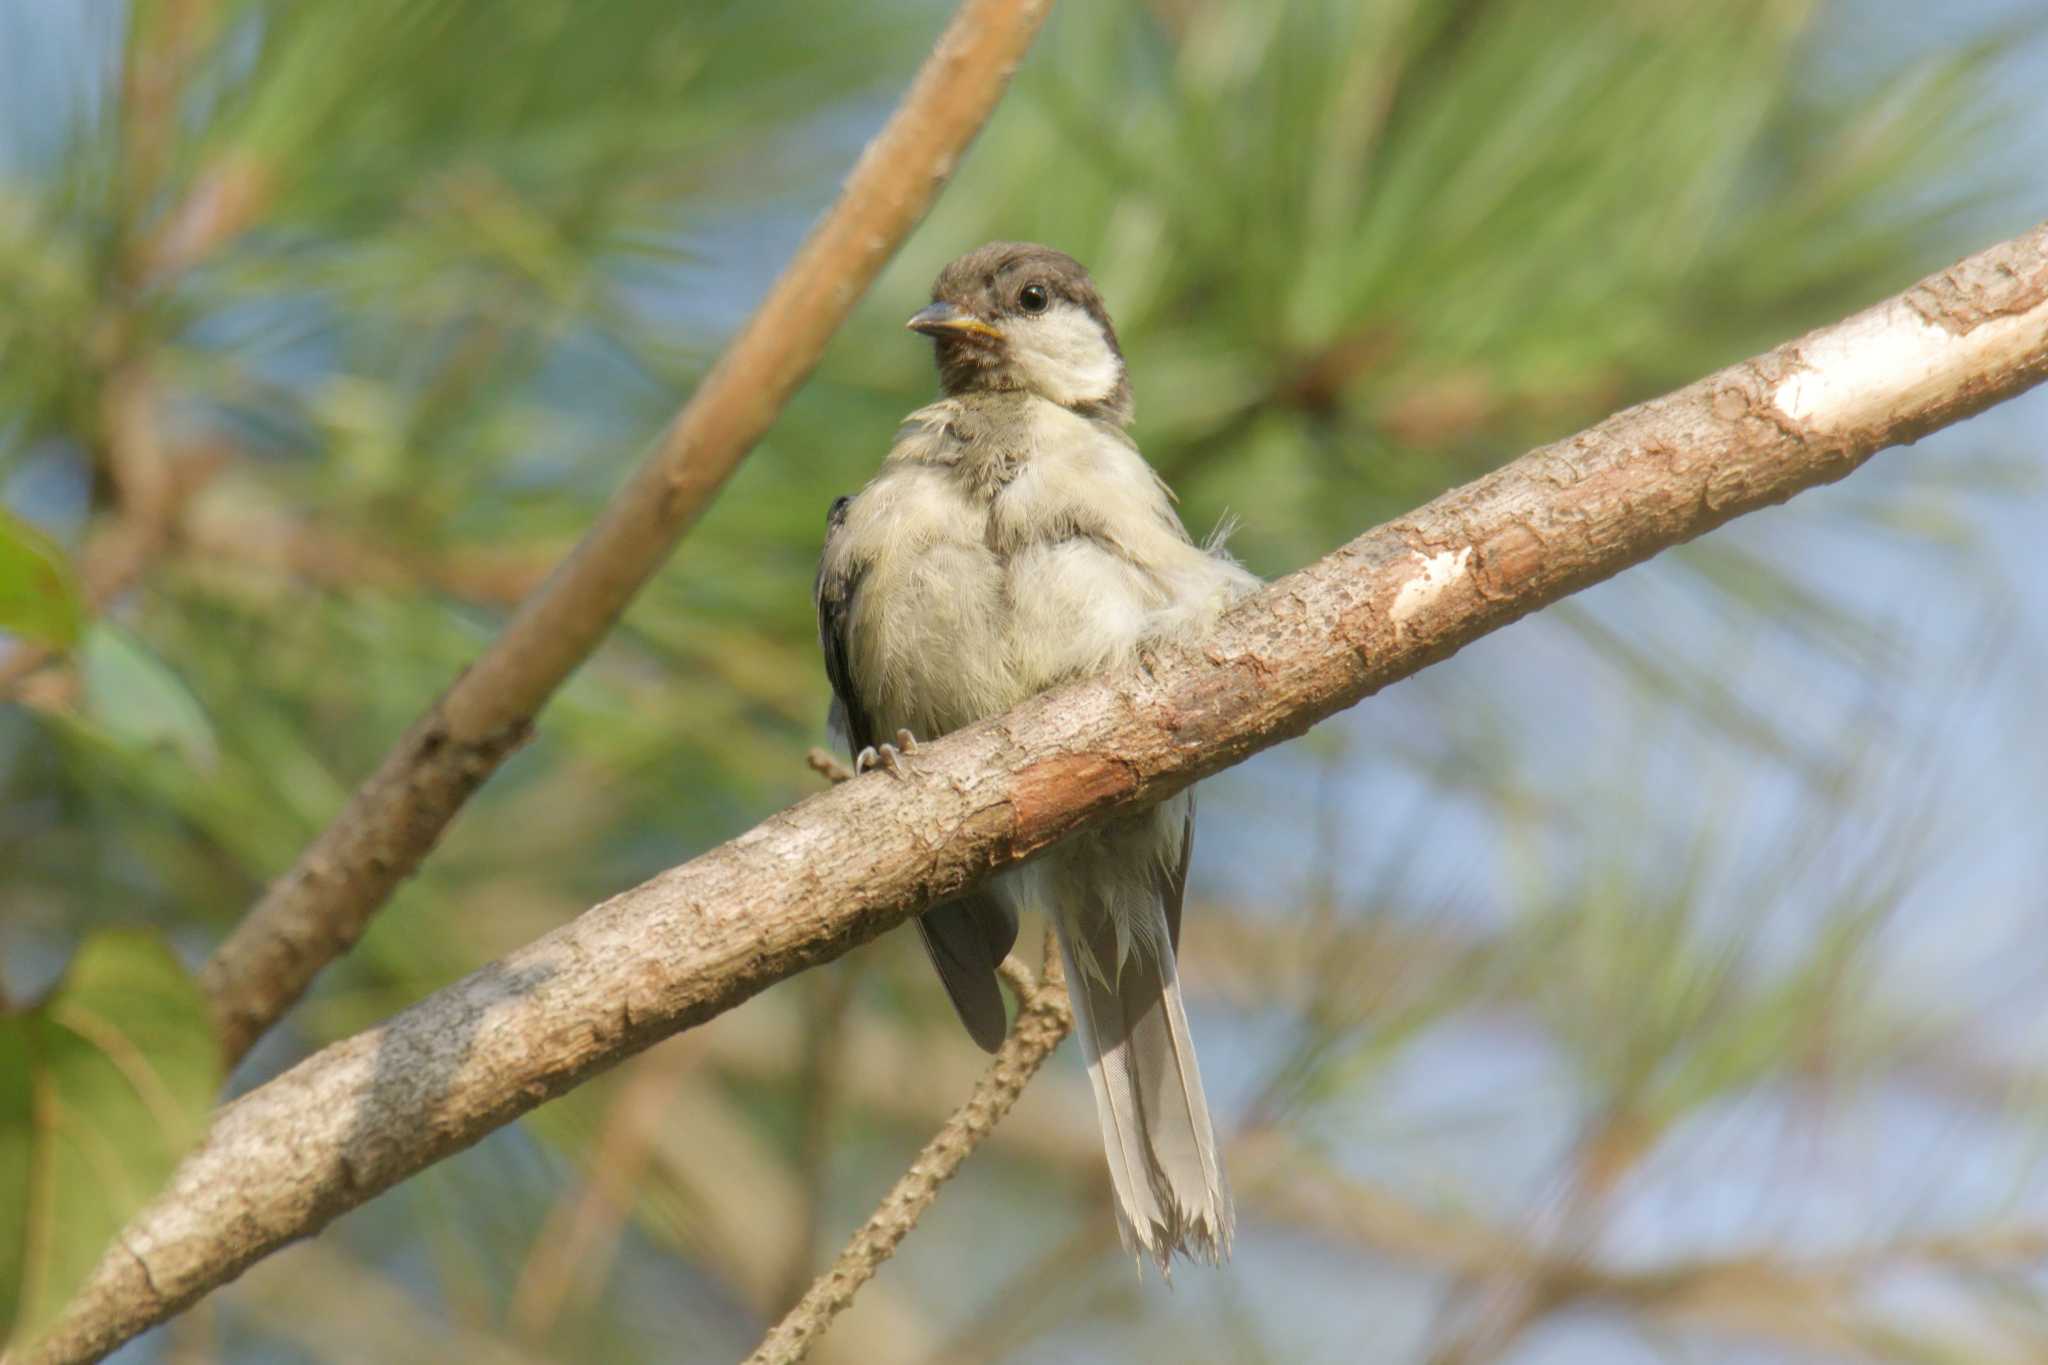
[855,729,922,779]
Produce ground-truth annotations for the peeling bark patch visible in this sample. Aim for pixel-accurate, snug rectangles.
[1009,752,1138,849]
[1775,290,2048,435]
[1389,547,1472,626]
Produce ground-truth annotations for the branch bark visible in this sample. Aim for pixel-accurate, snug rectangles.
[15,221,2048,1365]
[198,0,1057,1067]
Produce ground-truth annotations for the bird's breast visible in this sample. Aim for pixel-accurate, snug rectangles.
[1000,536,1157,691]
[851,398,1243,736]
[976,418,1155,645]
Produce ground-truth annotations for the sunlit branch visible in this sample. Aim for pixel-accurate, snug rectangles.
[745,944,1073,1365]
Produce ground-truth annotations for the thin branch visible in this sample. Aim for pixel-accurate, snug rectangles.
[745,941,1073,1365]
[713,996,2048,1362]
[198,0,1057,1068]
[14,221,2048,1365]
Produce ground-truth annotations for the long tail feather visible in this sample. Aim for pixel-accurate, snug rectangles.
[1053,892,1232,1271]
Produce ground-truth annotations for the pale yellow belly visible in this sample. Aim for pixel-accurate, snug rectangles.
[855,534,1159,742]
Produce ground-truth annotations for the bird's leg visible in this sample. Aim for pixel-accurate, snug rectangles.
[855,729,923,779]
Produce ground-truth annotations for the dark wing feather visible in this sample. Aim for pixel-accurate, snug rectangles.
[814,492,1016,1051]
[915,894,1019,1052]
[814,495,875,755]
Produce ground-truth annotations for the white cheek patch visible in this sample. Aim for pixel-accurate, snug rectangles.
[1004,304,1123,407]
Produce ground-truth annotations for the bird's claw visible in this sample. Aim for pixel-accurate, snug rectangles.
[856,729,923,779]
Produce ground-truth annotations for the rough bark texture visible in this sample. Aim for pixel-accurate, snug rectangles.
[16,221,2048,1365]
[198,0,1057,1067]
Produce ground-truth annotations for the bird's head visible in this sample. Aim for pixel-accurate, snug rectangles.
[907,242,1132,424]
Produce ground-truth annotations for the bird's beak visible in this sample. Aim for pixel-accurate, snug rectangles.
[906,301,1001,341]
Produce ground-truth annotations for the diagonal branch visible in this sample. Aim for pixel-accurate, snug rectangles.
[15,220,2048,1365]
[746,945,1073,1365]
[198,0,1057,1068]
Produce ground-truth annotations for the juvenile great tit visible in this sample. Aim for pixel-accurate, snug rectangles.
[815,242,1257,1269]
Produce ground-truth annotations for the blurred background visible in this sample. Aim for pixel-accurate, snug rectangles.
[4,0,2048,1361]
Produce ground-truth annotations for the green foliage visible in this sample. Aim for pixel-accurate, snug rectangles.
[0,0,2042,1359]
[77,624,218,770]
[0,932,220,1347]
[825,0,1986,566]
[0,510,82,649]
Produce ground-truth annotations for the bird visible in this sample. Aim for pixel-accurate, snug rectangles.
[814,241,1257,1270]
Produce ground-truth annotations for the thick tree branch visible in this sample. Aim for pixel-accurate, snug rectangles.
[15,221,2048,1365]
[198,0,1056,1067]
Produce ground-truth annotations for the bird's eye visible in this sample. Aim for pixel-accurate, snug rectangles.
[1018,283,1050,314]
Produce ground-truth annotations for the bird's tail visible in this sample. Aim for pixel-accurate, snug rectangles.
[1052,896,1233,1272]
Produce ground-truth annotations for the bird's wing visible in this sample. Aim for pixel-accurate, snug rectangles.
[914,895,1018,1052]
[814,494,875,756]
[814,488,1017,1052]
